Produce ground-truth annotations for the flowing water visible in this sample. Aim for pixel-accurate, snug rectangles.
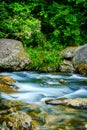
[0,71,87,130]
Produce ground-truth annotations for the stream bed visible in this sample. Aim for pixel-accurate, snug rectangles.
[0,71,87,130]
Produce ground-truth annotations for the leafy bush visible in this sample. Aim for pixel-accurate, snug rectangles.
[0,0,87,48]
[0,1,45,47]
[0,0,87,71]
[36,0,87,47]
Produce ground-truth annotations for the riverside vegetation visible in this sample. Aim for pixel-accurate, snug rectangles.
[0,0,87,71]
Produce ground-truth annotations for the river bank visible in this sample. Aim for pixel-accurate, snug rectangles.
[1,39,87,75]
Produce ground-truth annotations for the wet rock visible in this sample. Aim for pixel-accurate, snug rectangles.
[46,98,87,109]
[59,60,75,73]
[0,75,15,84]
[26,104,47,129]
[46,98,67,105]
[0,121,9,130]
[67,98,87,109]
[0,75,18,94]
[59,79,68,84]
[73,44,87,75]
[0,100,27,109]
[38,66,57,72]
[0,39,30,71]
[1,102,86,130]
[4,111,32,130]
[45,115,59,126]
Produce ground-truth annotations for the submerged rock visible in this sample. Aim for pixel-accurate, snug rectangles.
[0,100,27,109]
[59,79,68,84]
[0,101,87,130]
[3,111,32,130]
[0,121,9,130]
[0,75,18,94]
[46,98,67,105]
[0,39,30,71]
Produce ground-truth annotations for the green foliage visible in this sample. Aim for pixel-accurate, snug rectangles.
[0,1,45,47]
[36,1,87,46]
[0,0,87,71]
[26,47,62,72]
[0,0,87,48]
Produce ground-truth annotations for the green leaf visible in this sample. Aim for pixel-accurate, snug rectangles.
[76,0,85,4]
[71,29,80,35]
[72,15,77,22]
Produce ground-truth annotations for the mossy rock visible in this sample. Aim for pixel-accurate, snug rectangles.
[0,39,30,71]
[1,111,32,130]
[46,98,87,109]
[61,46,78,59]
[0,75,18,94]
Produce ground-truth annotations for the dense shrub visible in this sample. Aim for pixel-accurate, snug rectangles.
[0,0,87,71]
[0,1,45,47]
[32,0,87,47]
[0,0,87,48]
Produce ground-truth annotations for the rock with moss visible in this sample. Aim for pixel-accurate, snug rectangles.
[0,75,18,94]
[0,112,32,130]
[61,46,78,59]
[59,46,78,73]
[59,59,75,73]
[46,98,87,109]
[0,121,9,130]
[0,39,30,71]
[0,100,28,110]
[73,44,87,75]
[67,98,87,108]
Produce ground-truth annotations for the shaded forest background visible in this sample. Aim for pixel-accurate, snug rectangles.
[0,0,87,71]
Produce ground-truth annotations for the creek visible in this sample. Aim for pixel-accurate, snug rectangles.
[0,71,87,130]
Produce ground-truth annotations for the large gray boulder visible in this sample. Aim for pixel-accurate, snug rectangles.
[0,39,30,71]
[73,44,87,74]
[61,46,78,59]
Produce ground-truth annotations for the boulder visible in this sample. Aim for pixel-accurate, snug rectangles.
[0,39,30,71]
[59,46,78,73]
[59,59,75,73]
[73,44,87,74]
[61,46,78,59]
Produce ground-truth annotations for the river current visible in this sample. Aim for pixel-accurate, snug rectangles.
[1,71,87,103]
[1,71,87,130]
